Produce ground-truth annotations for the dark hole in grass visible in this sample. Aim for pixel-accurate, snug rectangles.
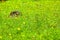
[9,11,22,17]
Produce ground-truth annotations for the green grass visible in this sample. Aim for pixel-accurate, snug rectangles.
[0,0,60,40]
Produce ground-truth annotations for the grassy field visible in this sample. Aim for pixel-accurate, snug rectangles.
[0,0,60,40]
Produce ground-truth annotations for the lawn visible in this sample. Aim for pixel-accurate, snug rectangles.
[0,0,60,40]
